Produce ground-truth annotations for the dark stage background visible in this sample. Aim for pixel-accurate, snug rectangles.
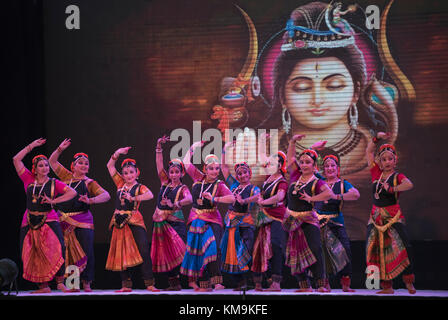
[3,0,448,291]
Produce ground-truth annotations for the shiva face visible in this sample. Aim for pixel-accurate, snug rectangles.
[284,57,356,129]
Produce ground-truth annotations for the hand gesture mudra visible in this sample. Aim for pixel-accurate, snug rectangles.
[30,138,47,149]
[58,138,71,151]
[115,147,131,155]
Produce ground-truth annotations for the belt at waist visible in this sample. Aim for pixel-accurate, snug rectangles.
[193,208,217,215]
[286,209,314,218]
[262,201,284,209]
[114,210,135,215]
[59,210,87,217]
[27,210,50,216]
[227,210,249,217]
[316,213,340,227]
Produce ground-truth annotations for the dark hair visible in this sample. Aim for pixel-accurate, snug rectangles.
[272,2,367,122]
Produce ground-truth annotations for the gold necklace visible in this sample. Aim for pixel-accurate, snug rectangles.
[32,178,49,203]
[292,174,315,195]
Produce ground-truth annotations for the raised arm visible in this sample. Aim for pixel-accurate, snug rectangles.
[13,138,46,175]
[183,140,205,178]
[366,132,389,168]
[107,147,131,178]
[221,140,234,182]
[49,138,72,173]
[156,135,170,176]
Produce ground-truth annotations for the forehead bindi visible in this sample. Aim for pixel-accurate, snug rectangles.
[289,57,351,81]
[123,167,136,174]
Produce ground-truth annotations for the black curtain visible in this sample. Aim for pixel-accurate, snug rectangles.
[1,0,46,262]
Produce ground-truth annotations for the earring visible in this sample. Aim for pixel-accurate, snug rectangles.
[282,107,291,134]
[349,103,358,130]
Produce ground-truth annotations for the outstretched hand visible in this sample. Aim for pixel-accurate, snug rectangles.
[291,134,306,142]
[191,140,206,150]
[311,140,327,151]
[30,138,46,149]
[157,135,170,146]
[115,147,131,155]
[58,138,71,151]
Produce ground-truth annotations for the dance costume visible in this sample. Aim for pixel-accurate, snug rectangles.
[18,167,67,285]
[314,179,354,288]
[221,174,259,287]
[151,169,189,289]
[284,167,328,290]
[105,173,155,288]
[366,162,415,290]
[180,165,232,289]
[252,174,288,287]
[53,164,107,284]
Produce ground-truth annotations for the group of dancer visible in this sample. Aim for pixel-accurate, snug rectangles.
[13,131,416,294]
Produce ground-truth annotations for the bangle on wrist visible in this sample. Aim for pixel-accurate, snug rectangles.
[112,154,118,161]
[372,136,379,144]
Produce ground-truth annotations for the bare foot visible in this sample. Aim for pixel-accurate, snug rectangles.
[189,281,199,291]
[295,287,313,293]
[376,288,394,294]
[214,284,225,290]
[115,287,132,293]
[406,283,416,294]
[316,286,331,293]
[254,283,263,291]
[264,282,281,292]
[31,286,51,294]
[83,281,93,292]
[197,287,213,292]
[57,283,75,293]
[146,286,160,292]
[342,287,356,292]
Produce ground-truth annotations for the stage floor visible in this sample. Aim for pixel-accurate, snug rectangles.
[8,288,448,299]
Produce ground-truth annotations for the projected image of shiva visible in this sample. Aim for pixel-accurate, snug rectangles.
[263,1,414,184]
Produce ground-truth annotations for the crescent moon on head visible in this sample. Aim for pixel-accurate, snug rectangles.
[377,0,416,102]
[235,5,258,81]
